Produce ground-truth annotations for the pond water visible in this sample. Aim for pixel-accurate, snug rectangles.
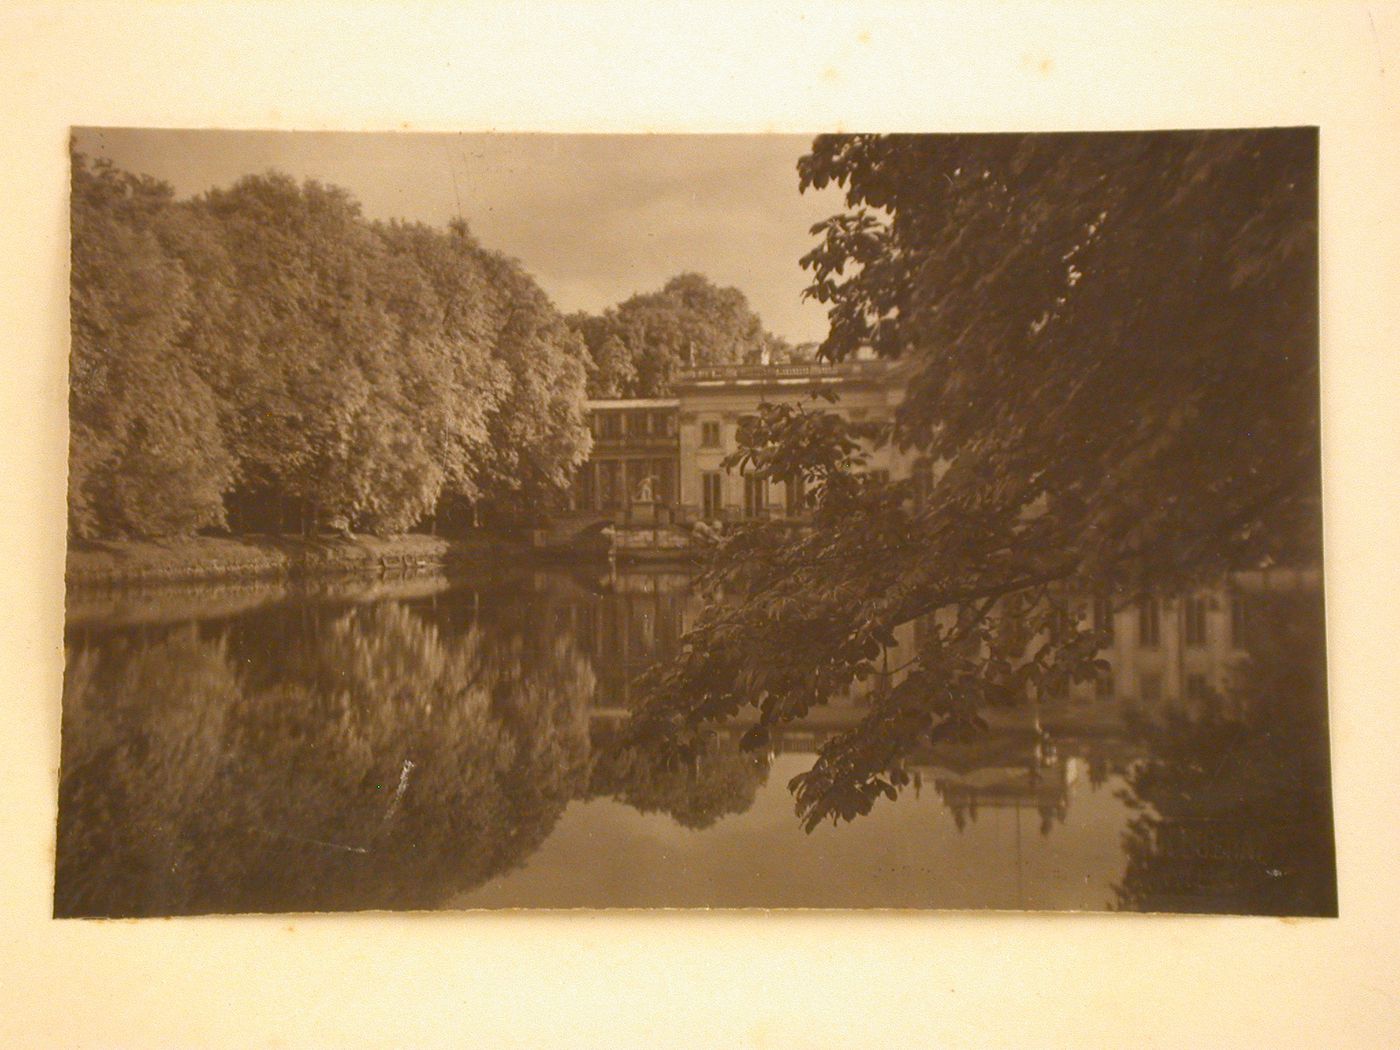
[55,566,1335,916]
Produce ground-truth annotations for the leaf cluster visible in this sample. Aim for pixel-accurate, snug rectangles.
[566,272,796,398]
[625,130,1322,830]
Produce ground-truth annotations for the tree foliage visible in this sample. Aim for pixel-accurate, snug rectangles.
[567,272,792,397]
[68,155,590,540]
[55,599,596,916]
[1113,590,1335,915]
[587,736,769,830]
[623,130,1322,830]
[69,155,235,538]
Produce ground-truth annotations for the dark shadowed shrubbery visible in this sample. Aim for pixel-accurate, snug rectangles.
[626,131,1322,831]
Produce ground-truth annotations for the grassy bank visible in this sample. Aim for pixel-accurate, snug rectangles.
[66,532,526,588]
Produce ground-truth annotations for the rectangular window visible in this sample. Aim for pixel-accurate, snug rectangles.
[1001,595,1031,655]
[1140,672,1163,703]
[1095,669,1115,700]
[1185,595,1209,647]
[702,472,722,519]
[627,410,649,438]
[700,420,721,448]
[743,475,767,518]
[625,459,649,504]
[601,602,621,661]
[1139,598,1161,648]
[651,458,674,504]
[574,604,597,655]
[628,600,654,656]
[572,465,595,511]
[600,412,622,440]
[1230,593,1251,648]
[1093,597,1116,643]
[784,476,806,516]
[598,460,621,509]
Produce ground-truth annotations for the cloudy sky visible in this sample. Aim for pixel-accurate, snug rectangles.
[72,128,844,344]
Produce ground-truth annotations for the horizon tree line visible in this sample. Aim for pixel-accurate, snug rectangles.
[69,152,788,541]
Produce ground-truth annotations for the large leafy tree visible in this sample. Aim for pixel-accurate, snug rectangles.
[568,272,790,397]
[69,155,234,539]
[624,130,1321,830]
[565,311,637,399]
[193,173,454,534]
[69,155,590,539]
[472,247,593,523]
[359,217,591,529]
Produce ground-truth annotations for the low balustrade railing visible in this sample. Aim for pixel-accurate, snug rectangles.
[675,360,890,384]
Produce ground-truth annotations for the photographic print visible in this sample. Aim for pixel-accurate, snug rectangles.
[57,128,1333,917]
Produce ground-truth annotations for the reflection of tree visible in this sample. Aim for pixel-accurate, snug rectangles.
[57,581,778,916]
[588,739,770,830]
[56,629,242,917]
[1112,592,1335,915]
[56,601,595,917]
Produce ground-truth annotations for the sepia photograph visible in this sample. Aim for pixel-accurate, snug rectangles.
[9,0,1400,1045]
[55,126,1333,918]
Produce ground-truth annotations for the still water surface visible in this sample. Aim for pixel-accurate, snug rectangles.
[56,567,1335,916]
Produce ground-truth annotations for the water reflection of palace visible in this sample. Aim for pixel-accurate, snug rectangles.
[543,565,1322,841]
[543,569,1101,839]
[1063,567,1320,716]
[536,564,1320,729]
[545,568,880,727]
[57,562,1331,915]
[551,570,689,710]
[913,739,1078,836]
